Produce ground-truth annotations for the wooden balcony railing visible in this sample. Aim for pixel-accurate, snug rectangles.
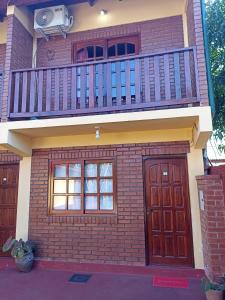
[8,47,199,119]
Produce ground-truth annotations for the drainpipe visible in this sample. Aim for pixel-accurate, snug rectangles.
[200,0,215,113]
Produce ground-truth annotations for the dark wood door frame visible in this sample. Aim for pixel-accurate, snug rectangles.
[143,155,194,267]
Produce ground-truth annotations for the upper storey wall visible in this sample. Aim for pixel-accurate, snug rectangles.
[67,0,186,33]
[36,15,184,68]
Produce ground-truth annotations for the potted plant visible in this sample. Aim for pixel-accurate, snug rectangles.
[2,237,36,272]
[201,276,225,300]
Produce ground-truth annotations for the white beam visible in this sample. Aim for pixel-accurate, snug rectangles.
[0,124,32,156]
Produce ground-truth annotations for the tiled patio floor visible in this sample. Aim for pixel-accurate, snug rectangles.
[0,263,206,300]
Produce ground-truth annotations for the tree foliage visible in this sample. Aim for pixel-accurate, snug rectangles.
[206,0,225,152]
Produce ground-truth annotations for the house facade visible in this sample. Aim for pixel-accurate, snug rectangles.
[0,0,213,268]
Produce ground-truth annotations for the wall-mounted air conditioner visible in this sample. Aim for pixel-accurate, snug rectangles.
[34,5,73,39]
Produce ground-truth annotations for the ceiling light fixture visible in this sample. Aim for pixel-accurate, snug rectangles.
[95,127,101,140]
[100,9,107,16]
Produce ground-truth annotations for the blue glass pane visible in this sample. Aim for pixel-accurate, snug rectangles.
[121,72,126,85]
[120,61,125,71]
[130,71,135,84]
[131,85,135,95]
[111,63,116,72]
[130,60,135,70]
[77,76,81,89]
[77,67,81,75]
[122,86,126,97]
[112,88,117,97]
[112,73,116,86]
[95,74,99,87]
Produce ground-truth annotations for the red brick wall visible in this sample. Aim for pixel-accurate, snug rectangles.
[29,141,190,265]
[36,16,184,67]
[196,174,225,281]
[209,165,225,196]
[186,0,209,105]
[1,15,33,121]
[0,44,6,71]
[10,17,33,70]
[186,0,196,46]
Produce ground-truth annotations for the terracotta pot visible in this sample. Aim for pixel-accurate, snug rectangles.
[206,290,224,300]
[15,253,34,272]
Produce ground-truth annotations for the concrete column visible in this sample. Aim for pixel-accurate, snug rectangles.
[187,146,204,269]
[16,157,32,240]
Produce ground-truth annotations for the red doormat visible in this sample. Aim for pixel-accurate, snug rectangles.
[153,276,189,289]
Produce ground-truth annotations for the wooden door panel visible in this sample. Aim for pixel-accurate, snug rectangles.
[173,186,184,207]
[145,157,193,266]
[0,188,18,205]
[0,164,18,257]
[164,235,174,257]
[175,211,186,232]
[152,235,161,256]
[0,208,17,227]
[151,210,161,231]
[150,187,160,207]
[163,211,173,232]
[161,187,171,207]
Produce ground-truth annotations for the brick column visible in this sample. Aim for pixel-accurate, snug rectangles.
[196,174,225,281]
[186,0,209,106]
[1,14,33,122]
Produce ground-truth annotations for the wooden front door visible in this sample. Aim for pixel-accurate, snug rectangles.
[145,158,193,266]
[0,164,19,256]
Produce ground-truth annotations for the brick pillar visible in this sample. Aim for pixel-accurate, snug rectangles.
[196,174,225,281]
[1,13,33,122]
[186,0,209,106]
[193,0,209,106]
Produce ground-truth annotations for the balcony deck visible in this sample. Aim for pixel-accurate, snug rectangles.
[8,47,200,120]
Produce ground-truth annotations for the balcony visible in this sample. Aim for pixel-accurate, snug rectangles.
[8,47,199,120]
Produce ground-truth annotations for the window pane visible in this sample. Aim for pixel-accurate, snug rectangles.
[117,43,125,56]
[120,61,125,71]
[54,165,66,177]
[127,43,135,54]
[68,196,81,210]
[85,164,97,177]
[69,164,81,177]
[100,163,112,177]
[85,196,97,210]
[69,180,81,193]
[112,73,116,86]
[108,45,116,57]
[87,46,94,58]
[54,180,67,194]
[100,179,113,193]
[53,196,67,210]
[96,46,103,57]
[85,179,97,193]
[100,195,113,210]
[121,71,126,85]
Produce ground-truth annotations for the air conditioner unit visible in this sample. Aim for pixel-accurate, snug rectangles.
[34,5,73,39]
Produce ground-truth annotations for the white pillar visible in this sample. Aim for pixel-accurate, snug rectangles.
[16,157,32,241]
[187,147,204,269]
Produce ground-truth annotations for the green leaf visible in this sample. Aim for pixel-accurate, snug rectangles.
[2,237,16,253]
